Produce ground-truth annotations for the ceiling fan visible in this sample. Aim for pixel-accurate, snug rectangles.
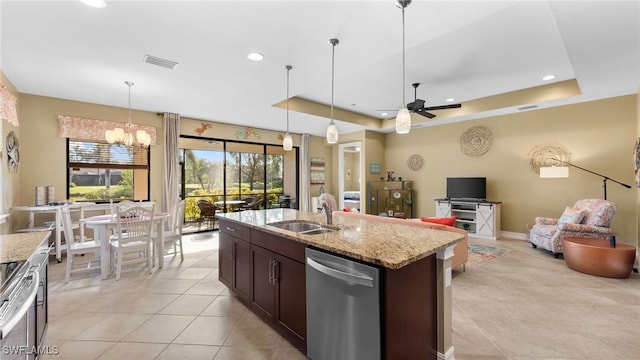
[405,83,462,119]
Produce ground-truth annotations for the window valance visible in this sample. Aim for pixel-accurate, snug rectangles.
[57,115,157,145]
[0,83,19,127]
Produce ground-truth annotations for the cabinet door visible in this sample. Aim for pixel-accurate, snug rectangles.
[476,204,496,237]
[252,245,276,321]
[274,254,306,344]
[435,201,452,218]
[218,232,233,288]
[36,261,48,348]
[234,238,252,302]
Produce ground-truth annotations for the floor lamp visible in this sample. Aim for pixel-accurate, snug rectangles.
[539,158,631,200]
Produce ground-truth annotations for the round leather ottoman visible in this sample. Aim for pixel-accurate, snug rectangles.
[562,237,636,279]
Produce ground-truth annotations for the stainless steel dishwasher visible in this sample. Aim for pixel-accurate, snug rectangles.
[305,247,381,360]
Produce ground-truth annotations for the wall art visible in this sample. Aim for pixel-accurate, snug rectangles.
[6,131,19,172]
[528,144,571,173]
[460,126,493,157]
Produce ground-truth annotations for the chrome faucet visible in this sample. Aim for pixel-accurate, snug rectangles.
[320,201,332,225]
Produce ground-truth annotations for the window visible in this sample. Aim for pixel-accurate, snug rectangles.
[67,139,150,202]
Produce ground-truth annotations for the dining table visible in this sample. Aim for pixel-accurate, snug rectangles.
[12,203,112,262]
[214,200,245,212]
[81,212,169,279]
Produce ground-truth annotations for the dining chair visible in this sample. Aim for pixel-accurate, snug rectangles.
[152,199,185,264]
[110,203,155,280]
[60,204,101,282]
[197,199,218,230]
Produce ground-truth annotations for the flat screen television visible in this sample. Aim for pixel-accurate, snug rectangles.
[446,177,486,200]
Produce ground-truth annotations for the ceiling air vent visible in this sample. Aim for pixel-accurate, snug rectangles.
[143,54,179,70]
[518,104,538,111]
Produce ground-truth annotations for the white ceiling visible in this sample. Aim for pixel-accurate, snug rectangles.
[2,1,639,137]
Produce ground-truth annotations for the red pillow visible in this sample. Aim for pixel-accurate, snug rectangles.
[420,216,457,227]
[342,207,352,212]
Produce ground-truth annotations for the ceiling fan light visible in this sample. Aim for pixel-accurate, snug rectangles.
[326,122,339,144]
[283,133,293,151]
[395,107,411,134]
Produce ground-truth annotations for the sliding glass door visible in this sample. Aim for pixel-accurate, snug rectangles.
[179,136,298,233]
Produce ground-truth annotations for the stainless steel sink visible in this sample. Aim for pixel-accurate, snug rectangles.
[267,220,336,235]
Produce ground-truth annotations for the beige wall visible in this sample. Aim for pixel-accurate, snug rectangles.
[8,87,638,246]
[11,96,331,231]
[384,95,638,246]
[13,94,164,232]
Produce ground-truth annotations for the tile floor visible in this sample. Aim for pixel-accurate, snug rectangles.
[42,233,639,360]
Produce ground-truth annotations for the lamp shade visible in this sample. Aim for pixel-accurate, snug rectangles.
[540,166,569,178]
[395,107,411,134]
[283,133,293,151]
[326,122,338,144]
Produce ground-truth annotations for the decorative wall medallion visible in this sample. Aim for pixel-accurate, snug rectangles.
[527,144,571,173]
[460,126,493,157]
[236,127,261,140]
[407,154,423,171]
[6,131,19,173]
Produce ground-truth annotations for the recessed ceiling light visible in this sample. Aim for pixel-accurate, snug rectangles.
[445,98,455,102]
[247,52,264,61]
[542,74,556,81]
[381,112,388,116]
[80,0,106,8]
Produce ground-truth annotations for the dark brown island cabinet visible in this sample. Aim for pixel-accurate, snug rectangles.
[218,218,443,359]
[219,219,307,347]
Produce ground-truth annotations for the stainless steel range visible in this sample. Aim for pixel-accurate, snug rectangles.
[0,242,50,360]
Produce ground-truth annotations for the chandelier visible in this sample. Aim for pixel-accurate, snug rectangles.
[105,81,151,148]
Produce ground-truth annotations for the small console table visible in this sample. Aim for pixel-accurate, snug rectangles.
[562,237,636,279]
[435,199,501,240]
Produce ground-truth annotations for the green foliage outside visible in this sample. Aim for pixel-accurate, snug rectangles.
[68,169,133,201]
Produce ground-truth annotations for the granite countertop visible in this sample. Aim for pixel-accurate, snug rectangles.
[0,232,51,263]
[217,209,464,269]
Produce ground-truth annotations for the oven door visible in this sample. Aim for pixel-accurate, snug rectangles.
[0,270,39,360]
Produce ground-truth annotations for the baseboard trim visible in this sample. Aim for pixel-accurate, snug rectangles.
[437,346,455,360]
[499,231,528,241]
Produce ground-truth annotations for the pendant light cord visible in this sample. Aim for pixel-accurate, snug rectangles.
[402,5,406,107]
[330,40,336,124]
[126,81,134,128]
[286,65,290,132]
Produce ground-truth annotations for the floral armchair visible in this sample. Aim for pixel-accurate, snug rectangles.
[529,199,617,257]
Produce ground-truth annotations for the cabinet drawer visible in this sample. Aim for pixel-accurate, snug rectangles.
[219,219,251,241]
[251,230,306,263]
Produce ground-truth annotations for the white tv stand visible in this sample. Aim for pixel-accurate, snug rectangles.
[435,199,501,240]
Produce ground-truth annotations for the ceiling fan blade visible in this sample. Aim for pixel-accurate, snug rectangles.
[422,103,462,111]
[416,110,436,119]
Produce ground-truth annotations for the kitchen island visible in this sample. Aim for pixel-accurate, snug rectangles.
[217,208,463,360]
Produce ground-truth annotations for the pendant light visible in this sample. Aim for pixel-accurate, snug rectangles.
[283,65,293,151]
[105,81,151,148]
[326,38,340,144]
[395,0,412,134]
